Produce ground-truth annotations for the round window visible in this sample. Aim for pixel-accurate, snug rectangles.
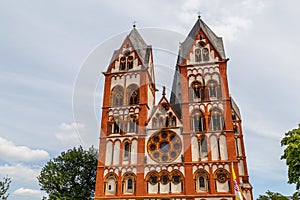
[147,130,182,163]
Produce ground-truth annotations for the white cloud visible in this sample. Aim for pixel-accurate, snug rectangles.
[55,122,85,145]
[12,188,46,198]
[0,164,41,182]
[55,132,80,142]
[59,122,85,131]
[0,137,49,162]
[175,0,270,41]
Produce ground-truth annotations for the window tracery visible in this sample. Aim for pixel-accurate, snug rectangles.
[111,85,124,107]
[127,84,139,105]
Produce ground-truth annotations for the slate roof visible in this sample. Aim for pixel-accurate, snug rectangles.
[109,27,151,67]
[178,17,226,64]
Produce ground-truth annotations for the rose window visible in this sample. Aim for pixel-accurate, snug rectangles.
[147,130,182,163]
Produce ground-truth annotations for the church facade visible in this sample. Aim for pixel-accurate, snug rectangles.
[94,17,253,200]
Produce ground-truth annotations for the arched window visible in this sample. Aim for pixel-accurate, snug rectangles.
[199,137,208,160]
[111,85,124,107]
[191,81,203,100]
[152,118,158,128]
[127,84,139,105]
[210,108,223,131]
[171,116,176,127]
[194,170,209,192]
[120,57,126,70]
[195,48,202,62]
[107,122,113,135]
[104,173,118,195]
[127,178,133,190]
[203,48,209,61]
[191,109,205,131]
[127,115,137,133]
[166,112,174,127]
[122,173,136,194]
[124,141,131,161]
[127,56,133,69]
[113,119,121,134]
[215,168,230,192]
[158,117,164,127]
[207,79,221,99]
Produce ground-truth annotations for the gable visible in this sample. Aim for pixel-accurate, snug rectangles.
[178,18,226,65]
[147,96,182,129]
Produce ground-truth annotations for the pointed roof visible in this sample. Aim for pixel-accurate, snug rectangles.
[109,27,151,67]
[178,17,226,64]
[147,89,182,125]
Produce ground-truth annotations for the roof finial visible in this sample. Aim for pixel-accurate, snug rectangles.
[197,11,201,19]
[162,86,166,96]
[133,20,137,28]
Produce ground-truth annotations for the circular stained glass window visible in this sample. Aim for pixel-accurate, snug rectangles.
[215,169,229,183]
[147,130,182,163]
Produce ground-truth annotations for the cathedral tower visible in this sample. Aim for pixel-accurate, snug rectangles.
[94,17,253,200]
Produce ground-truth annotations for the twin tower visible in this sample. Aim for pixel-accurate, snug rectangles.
[94,17,253,200]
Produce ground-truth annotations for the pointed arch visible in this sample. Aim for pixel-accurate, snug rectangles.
[111,85,124,107]
[127,84,139,105]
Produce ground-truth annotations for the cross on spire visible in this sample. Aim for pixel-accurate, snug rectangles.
[133,21,137,28]
[197,11,201,19]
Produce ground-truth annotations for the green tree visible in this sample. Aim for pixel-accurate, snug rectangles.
[38,146,98,200]
[0,176,11,200]
[257,190,289,200]
[281,124,300,198]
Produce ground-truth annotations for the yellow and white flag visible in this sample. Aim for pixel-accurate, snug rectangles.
[231,164,244,200]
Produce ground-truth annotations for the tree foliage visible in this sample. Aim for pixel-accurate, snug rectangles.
[38,146,98,200]
[281,124,300,199]
[257,190,289,200]
[0,176,11,200]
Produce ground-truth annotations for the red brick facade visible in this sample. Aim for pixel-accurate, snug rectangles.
[94,18,253,200]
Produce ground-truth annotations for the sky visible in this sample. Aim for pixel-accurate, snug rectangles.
[0,0,300,199]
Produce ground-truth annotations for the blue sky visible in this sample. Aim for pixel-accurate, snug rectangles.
[0,0,300,199]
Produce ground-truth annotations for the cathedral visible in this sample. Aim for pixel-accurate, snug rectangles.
[94,16,253,200]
